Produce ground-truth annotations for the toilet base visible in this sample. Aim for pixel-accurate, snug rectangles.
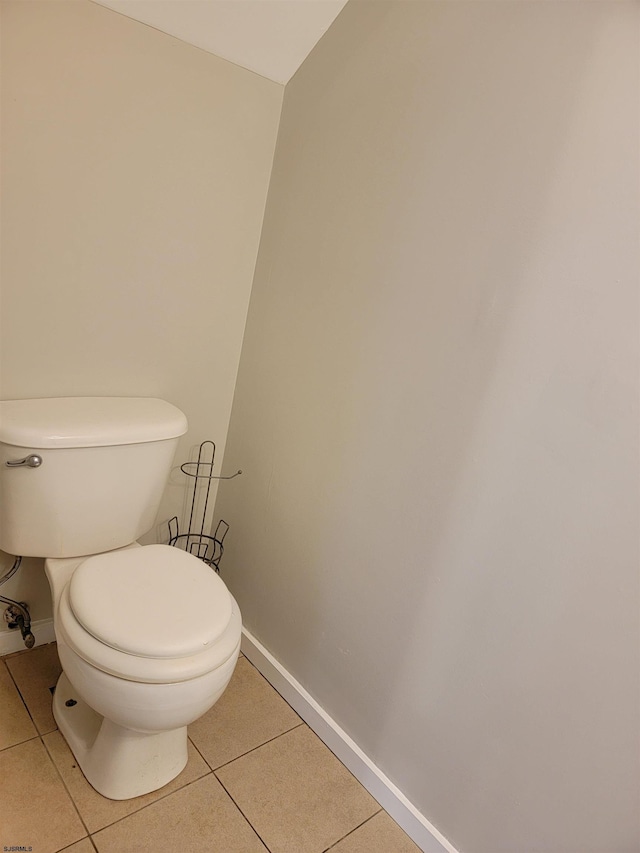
[53,672,189,800]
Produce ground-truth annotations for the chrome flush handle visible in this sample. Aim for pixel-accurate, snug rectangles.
[5,454,43,468]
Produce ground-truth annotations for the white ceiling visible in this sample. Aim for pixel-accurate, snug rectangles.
[92,0,348,85]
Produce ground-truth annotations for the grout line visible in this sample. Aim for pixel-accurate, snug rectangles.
[206,720,305,773]
[42,732,93,840]
[4,647,221,842]
[322,808,384,852]
[3,660,41,735]
[186,733,214,770]
[2,644,411,853]
[1,648,30,661]
[241,629,455,853]
[55,835,94,853]
[0,733,41,754]
[238,668,389,811]
[2,644,91,849]
[3,647,60,737]
[210,719,385,853]
[213,772,273,853]
[84,768,214,836]
[241,654,304,724]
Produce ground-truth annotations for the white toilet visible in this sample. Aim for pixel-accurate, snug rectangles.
[0,397,242,800]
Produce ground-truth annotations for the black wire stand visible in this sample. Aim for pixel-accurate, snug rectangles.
[168,441,241,572]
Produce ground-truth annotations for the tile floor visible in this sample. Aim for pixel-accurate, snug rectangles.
[1,642,421,853]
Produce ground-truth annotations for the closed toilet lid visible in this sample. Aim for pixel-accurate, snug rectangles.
[68,544,233,659]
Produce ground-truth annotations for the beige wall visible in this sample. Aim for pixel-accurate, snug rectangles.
[0,0,282,632]
[216,2,640,851]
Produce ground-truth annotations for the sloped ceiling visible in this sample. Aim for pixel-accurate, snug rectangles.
[92,0,348,84]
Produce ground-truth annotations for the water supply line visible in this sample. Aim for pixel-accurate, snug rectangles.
[0,554,35,649]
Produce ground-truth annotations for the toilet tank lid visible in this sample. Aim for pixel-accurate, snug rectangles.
[0,397,188,448]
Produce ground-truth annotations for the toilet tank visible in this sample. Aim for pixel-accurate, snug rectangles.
[0,397,188,558]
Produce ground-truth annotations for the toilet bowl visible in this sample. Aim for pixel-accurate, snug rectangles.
[0,396,242,800]
[47,544,241,800]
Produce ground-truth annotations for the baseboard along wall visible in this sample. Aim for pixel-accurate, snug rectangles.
[240,628,458,853]
[0,617,56,656]
[0,616,457,853]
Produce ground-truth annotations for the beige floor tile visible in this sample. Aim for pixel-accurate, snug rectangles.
[216,725,379,853]
[92,774,267,853]
[58,840,95,853]
[189,656,302,769]
[328,810,421,853]
[6,642,61,734]
[0,737,86,853]
[0,660,37,749]
[43,729,211,834]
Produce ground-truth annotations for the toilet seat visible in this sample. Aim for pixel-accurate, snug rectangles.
[57,545,241,684]
[68,545,232,659]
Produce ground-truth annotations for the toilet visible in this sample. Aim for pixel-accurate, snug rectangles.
[0,397,242,800]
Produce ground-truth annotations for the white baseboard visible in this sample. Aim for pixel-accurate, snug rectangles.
[0,618,56,656]
[241,628,458,853]
[0,618,457,853]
